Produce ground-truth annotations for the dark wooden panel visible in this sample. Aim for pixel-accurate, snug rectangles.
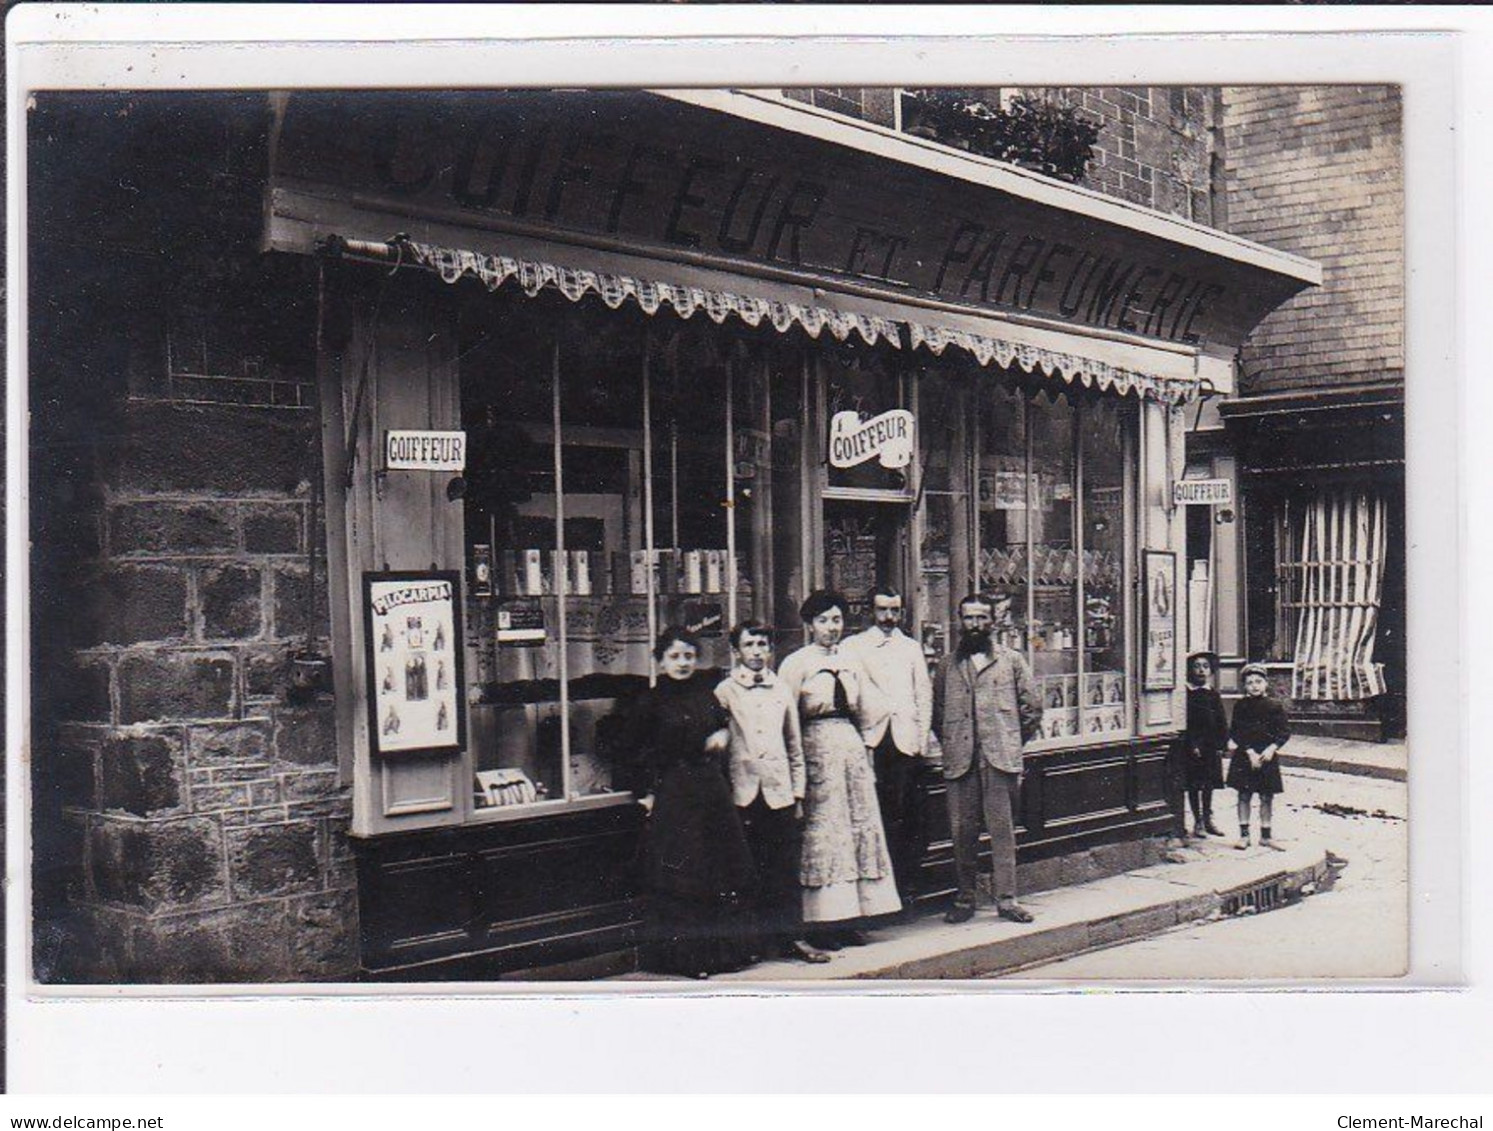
[354,802,645,974]
[355,735,1178,978]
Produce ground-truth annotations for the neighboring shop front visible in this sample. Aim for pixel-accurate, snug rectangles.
[30,88,1318,981]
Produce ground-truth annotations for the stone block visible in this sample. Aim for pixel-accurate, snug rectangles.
[84,566,188,646]
[227,821,322,899]
[53,660,113,724]
[100,732,184,816]
[114,402,316,496]
[200,565,264,640]
[191,782,252,813]
[287,798,351,821]
[273,701,338,767]
[49,733,100,812]
[272,565,329,640]
[282,769,341,802]
[88,816,228,912]
[222,804,290,828]
[190,721,270,767]
[115,904,295,984]
[249,779,283,807]
[286,889,361,981]
[109,502,235,556]
[119,652,235,724]
[242,505,303,555]
[245,649,285,698]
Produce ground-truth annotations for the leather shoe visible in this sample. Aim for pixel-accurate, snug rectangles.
[944,903,975,924]
[996,902,1034,924]
[782,940,831,964]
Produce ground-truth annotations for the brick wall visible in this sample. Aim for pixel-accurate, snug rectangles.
[1010,87,1221,225]
[29,93,356,982]
[1222,85,1404,394]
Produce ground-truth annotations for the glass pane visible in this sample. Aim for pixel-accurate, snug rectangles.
[769,354,808,658]
[648,327,733,675]
[460,296,566,810]
[917,368,972,664]
[1080,400,1131,739]
[1027,391,1079,743]
[732,348,773,629]
[559,318,650,800]
[976,383,1029,655]
[823,348,911,495]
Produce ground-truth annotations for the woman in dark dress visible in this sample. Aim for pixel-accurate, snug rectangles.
[1183,651,1228,838]
[628,626,755,978]
[1225,662,1292,851]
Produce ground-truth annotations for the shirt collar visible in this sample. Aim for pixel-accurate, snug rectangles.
[732,666,778,689]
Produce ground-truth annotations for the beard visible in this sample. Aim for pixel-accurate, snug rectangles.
[956,627,993,657]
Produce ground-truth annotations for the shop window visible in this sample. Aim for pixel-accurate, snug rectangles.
[460,299,754,814]
[915,368,973,663]
[962,380,1134,746]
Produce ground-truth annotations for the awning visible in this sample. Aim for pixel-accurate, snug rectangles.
[319,232,1204,406]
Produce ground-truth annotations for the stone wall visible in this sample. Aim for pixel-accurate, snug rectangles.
[29,93,355,982]
[38,400,353,983]
[1221,85,1404,394]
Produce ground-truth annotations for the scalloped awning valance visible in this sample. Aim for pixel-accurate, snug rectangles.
[404,241,1201,406]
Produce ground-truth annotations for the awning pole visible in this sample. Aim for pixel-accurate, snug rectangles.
[725,348,738,632]
[643,329,658,687]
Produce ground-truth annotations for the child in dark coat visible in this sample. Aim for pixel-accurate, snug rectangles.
[1183,652,1228,838]
[1226,662,1292,851]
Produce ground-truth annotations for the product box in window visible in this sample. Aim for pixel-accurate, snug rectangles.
[683,549,704,595]
[522,549,545,597]
[704,549,724,593]
[570,550,595,596]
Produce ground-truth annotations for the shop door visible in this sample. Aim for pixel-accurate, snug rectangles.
[823,498,911,631]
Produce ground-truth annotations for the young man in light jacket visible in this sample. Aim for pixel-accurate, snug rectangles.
[843,586,934,905]
[716,620,829,964]
[932,593,1045,925]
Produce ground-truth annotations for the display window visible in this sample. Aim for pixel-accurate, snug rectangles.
[925,375,1135,747]
[458,296,808,815]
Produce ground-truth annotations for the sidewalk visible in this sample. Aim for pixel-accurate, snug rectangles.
[1276,734,1406,782]
[616,836,1334,983]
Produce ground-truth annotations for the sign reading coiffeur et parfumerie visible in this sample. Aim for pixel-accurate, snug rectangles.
[386,430,467,472]
[1173,478,1233,506]
[829,409,915,470]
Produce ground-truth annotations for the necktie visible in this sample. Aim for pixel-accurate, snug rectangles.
[818,669,851,715]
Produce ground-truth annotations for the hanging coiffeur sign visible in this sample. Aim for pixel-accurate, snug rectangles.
[385,430,467,472]
[364,571,466,757]
[828,409,915,470]
[1173,478,1233,506]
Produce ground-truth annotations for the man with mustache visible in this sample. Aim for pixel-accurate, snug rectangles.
[932,593,1045,925]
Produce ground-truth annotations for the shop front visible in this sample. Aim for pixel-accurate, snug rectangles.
[263,89,1318,978]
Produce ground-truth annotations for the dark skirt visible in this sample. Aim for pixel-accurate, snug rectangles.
[640,759,756,977]
[640,891,755,978]
[1187,747,1226,790]
[1226,752,1285,795]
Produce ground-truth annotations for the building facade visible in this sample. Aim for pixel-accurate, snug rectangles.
[1190,86,1404,738]
[29,88,1315,982]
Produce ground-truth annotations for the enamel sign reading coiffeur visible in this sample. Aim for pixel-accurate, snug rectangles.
[1173,478,1233,506]
[385,430,467,472]
[364,571,466,756]
[828,409,915,470]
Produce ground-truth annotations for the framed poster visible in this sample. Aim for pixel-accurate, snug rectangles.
[1142,550,1177,691]
[363,570,466,757]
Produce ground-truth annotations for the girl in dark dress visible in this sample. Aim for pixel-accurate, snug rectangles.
[1226,662,1292,851]
[629,626,756,978]
[1183,652,1228,838]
